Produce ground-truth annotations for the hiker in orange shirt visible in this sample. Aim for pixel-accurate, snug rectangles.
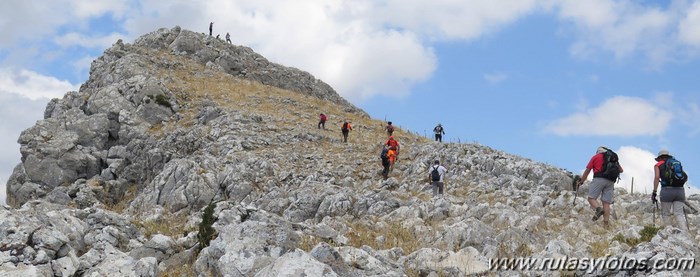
[385,136,400,169]
[387,147,398,172]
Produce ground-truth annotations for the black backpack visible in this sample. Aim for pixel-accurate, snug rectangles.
[598,148,621,181]
[342,122,349,131]
[431,166,441,182]
[380,148,389,160]
[661,158,688,187]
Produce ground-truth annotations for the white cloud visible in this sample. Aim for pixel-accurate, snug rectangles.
[54,32,126,49]
[5,0,700,103]
[372,0,540,41]
[0,68,78,100]
[0,92,49,206]
[544,96,672,136]
[553,0,685,66]
[484,73,509,84]
[678,102,700,137]
[0,175,5,205]
[616,146,657,194]
[0,1,128,48]
[68,0,128,19]
[72,55,98,78]
[679,1,700,46]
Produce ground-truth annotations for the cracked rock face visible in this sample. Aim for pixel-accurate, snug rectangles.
[3,26,699,276]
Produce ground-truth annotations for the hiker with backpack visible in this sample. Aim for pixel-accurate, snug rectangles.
[318,113,327,129]
[433,124,445,142]
[380,145,391,179]
[387,146,398,172]
[341,121,352,143]
[652,150,689,231]
[385,121,394,137]
[428,160,448,198]
[385,136,400,162]
[577,146,624,228]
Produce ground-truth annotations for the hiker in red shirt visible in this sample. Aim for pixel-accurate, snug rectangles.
[385,136,400,161]
[652,149,688,231]
[318,113,327,129]
[577,146,623,229]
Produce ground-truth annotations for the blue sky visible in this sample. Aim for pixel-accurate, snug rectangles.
[1,0,699,204]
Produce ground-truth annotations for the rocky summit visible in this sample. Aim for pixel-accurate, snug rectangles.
[2,26,699,276]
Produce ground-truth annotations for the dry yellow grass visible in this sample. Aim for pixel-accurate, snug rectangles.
[104,183,139,213]
[132,210,193,239]
[345,219,421,254]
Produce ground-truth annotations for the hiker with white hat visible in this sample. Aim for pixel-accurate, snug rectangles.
[653,149,689,231]
[577,146,624,229]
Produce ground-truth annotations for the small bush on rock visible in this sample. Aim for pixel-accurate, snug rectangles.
[198,202,217,250]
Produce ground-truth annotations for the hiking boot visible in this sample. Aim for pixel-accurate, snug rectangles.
[592,207,604,221]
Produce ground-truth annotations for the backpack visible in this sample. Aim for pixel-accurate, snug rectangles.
[598,148,621,181]
[431,166,441,182]
[662,158,688,187]
[320,114,327,121]
[342,122,349,131]
[387,125,394,133]
[380,148,389,160]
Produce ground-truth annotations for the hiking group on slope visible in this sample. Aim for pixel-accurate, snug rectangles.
[316,114,690,231]
[577,146,689,231]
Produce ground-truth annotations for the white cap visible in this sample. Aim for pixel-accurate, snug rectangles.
[657,149,670,157]
[596,146,607,154]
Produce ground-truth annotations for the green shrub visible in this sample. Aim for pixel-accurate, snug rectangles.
[155,94,172,108]
[198,203,217,250]
[612,225,660,247]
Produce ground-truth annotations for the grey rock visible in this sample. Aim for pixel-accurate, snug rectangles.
[134,256,158,277]
[255,249,338,277]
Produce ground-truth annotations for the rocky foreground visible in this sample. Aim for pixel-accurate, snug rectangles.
[2,27,698,276]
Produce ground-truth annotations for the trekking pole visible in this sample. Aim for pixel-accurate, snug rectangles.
[653,201,658,227]
[684,206,691,231]
[684,201,699,214]
[571,175,581,205]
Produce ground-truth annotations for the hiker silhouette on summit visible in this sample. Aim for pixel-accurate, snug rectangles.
[577,146,623,229]
[433,123,445,142]
[653,150,689,231]
[226,32,231,43]
[209,22,213,36]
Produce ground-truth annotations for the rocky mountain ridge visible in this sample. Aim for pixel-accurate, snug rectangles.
[1,26,699,276]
